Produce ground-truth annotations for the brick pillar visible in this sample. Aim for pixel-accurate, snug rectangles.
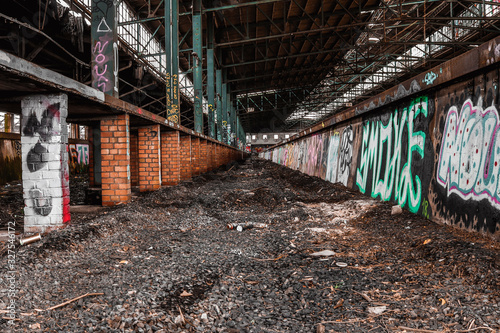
[21,94,70,233]
[138,126,161,192]
[88,127,95,187]
[200,140,208,174]
[130,132,139,187]
[180,136,192,180]
[100,114,131,206]
[161,130,180,185]
[191,137,201,176]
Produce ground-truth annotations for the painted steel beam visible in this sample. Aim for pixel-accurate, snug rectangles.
[222,80,228,144]
[193,0,203,133]
[207,11,215,139]
[91,0,118,97]
[216,69,223,142]
[178,0,290,16]
[171,0,180,123]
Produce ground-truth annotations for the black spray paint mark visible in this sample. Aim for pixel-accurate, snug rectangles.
[22,103,60,141]
[23,111,40,137]
[27,141,48,172]
[29,187,52,216]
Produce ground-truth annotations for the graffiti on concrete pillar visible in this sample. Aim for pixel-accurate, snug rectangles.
[356,97,428,213]
[437,99,500,207]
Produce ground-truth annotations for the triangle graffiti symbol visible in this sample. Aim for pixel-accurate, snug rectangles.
[97,17,112,32]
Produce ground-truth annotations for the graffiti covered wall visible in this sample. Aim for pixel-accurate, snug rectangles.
[262,40,500,235]
[69,143,90,174]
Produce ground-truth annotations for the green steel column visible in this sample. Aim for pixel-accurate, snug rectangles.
[230,102,236,147]
[193,0,203,133]
[216,69,223,142]
[207,12,215,139]
[225,84,231,145]
[236,116,240,149]
[164,0,172,118]
[222,81,228,144]
[91,0,118,96]
[170,0,180,123]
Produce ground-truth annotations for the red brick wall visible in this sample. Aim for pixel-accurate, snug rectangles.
[200,140,208,174]
[138,126,161,192]
[180,136,192,180]
[101,114,131,206]
[130,132,139,187]
[207,142,214,171]
[214,144,220,168]
[191,137,201,176]
[161,131,180,186]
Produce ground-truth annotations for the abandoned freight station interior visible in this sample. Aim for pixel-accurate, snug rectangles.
[1,0,500,332]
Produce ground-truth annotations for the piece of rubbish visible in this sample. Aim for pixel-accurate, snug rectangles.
[180,290,192,297]
[41,292,104,312]
[19,234,41,246]
[333,298,344,309]
[335,262,348,267]
[227,222,265,231]
[310,250,336,257]
[391,205,403,215]
[367,305,387,315]
[423,238,432,245]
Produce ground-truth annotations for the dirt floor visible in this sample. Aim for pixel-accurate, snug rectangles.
[1,158,500,332]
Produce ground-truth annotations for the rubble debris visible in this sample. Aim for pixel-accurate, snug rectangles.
[0,158,499,332]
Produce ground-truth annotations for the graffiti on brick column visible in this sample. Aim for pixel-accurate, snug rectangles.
[23,102,61,216]
[356,97,428,213]
[437,99,500,207]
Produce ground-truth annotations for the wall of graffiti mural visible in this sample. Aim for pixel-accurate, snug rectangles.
[262,65,500,235]
[69,143,90,174]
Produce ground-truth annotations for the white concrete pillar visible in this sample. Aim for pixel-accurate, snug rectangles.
[21,94,70,233]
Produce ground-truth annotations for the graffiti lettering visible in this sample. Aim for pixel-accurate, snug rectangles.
[325,133,339,183]
[422,198,430,219]
[437,99,500,207]
[93,39,111,92]
[356,97,428,213]
[422,71,438,85]
[338,126,353,185]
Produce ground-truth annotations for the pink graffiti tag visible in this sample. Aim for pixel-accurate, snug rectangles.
[92,39,111,93]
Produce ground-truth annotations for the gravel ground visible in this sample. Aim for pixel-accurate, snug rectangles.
[1,157,500,332]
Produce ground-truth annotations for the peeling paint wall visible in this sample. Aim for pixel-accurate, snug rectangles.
[262,62,500,235]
